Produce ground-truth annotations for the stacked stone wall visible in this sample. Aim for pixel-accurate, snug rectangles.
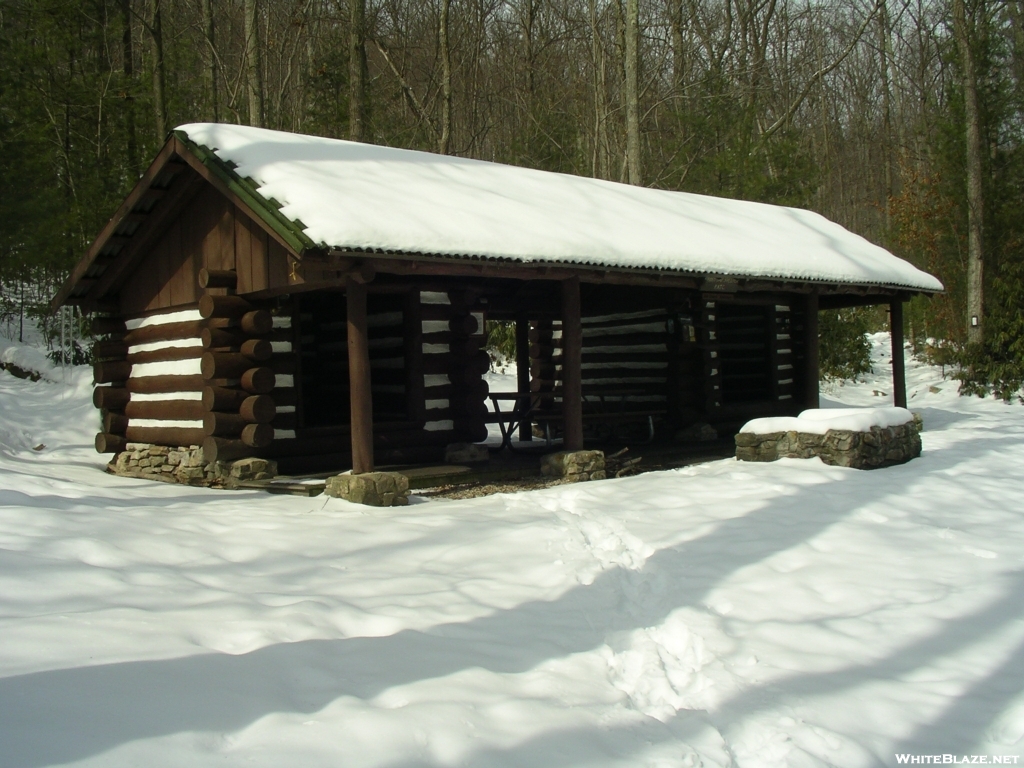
[109,443,277,487]
[735,417,922,469]
[540,450,606,482]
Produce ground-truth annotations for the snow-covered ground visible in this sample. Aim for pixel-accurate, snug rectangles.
[1,334,1022,767]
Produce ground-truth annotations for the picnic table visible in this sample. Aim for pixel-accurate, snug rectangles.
[486,388,664,451]
[486,392,547,451]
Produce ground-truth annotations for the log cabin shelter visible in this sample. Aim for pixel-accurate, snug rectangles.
[53,123,943,475]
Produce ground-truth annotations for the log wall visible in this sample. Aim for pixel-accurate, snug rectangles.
[262,287,490,472]
[97,270,815,469]
[95,273,298,463]
[699,295,806,425]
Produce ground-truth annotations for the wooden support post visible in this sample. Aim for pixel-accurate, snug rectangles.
[404,289,425,421]
[804,292,820,409]
[561,276,583,451]
[890,300,908,408]
[516,313,532,441]
[347,276,374,473]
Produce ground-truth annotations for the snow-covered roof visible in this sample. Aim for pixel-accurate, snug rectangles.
[177,123,942,292]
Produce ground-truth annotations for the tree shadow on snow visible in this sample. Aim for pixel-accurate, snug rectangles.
[0,432,1019,767]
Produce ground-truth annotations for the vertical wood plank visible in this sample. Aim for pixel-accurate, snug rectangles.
[218,200,235,272]
[804,293,820,409]
[172,193,205,306]
[155,222,176,309]
[267,237,289,291]
[347,277,374,473]
[561,276,583,451]
[199,190,219,272]
[516,313,532,441]
[234,206,253,293]
[890,300,907,408]
[250,223,269,292]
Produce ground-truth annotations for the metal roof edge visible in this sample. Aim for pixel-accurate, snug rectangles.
[172,130,320,256]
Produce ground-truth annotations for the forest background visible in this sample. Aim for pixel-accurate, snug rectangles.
[1,0,1022,395]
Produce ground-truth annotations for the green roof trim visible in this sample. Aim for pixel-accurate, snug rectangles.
[173,130,320,255]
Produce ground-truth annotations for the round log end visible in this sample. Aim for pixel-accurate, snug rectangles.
[241,367,275,394]
[201,386,216,411]
[240,310,273,335]
[241,422,274,448]
[241,338,273,362]
[199,268,238,290]
[202,412,218,436]
[453,400,488,418]
[198,293,215,319]
[455,421,488,443]
[468,350,491,375]
[93,385,130,410]
[449,314,478,337]
[200,352,217,380]
[200,327,214,349]
[240,394,276,423]
[202,436,255,464]
[94,360,132,384]
[96,432,127,454]
[102,411,129,435]
[89,317,127,336]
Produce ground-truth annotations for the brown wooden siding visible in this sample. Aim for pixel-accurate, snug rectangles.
[119,183,292,315]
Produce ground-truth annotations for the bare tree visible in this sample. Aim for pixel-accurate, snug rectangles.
[954,0,985,343]
[201,0,220,123]
[244,0,263,127]
[439,0,452,154]
[349,0,367,141]
[624,0,642,184]
[147,0,168,140]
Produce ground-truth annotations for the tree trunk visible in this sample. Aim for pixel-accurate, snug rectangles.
[148,0,168,141]
[953,0,984,344]
[120,0,138,174]
[244,0,262,127]
[624,0,642,185]
[879,0,893,224]
[670,0,684,94]
[438,0,453,154]
[201,0,220,122]
[590,0,610,179]
[524,0,536,112]
[348,0,367,141]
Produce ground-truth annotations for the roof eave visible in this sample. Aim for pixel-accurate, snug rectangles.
[329,247,942,297]
[51,137,183,313]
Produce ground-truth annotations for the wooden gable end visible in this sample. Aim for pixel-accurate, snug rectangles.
[119,181,293,315]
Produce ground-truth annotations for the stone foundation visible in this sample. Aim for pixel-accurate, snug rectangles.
[444,442,489,464]
[540,450,606,482]
[109,443,277,487]
[325,472,410,506]
[735,417,922,469]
